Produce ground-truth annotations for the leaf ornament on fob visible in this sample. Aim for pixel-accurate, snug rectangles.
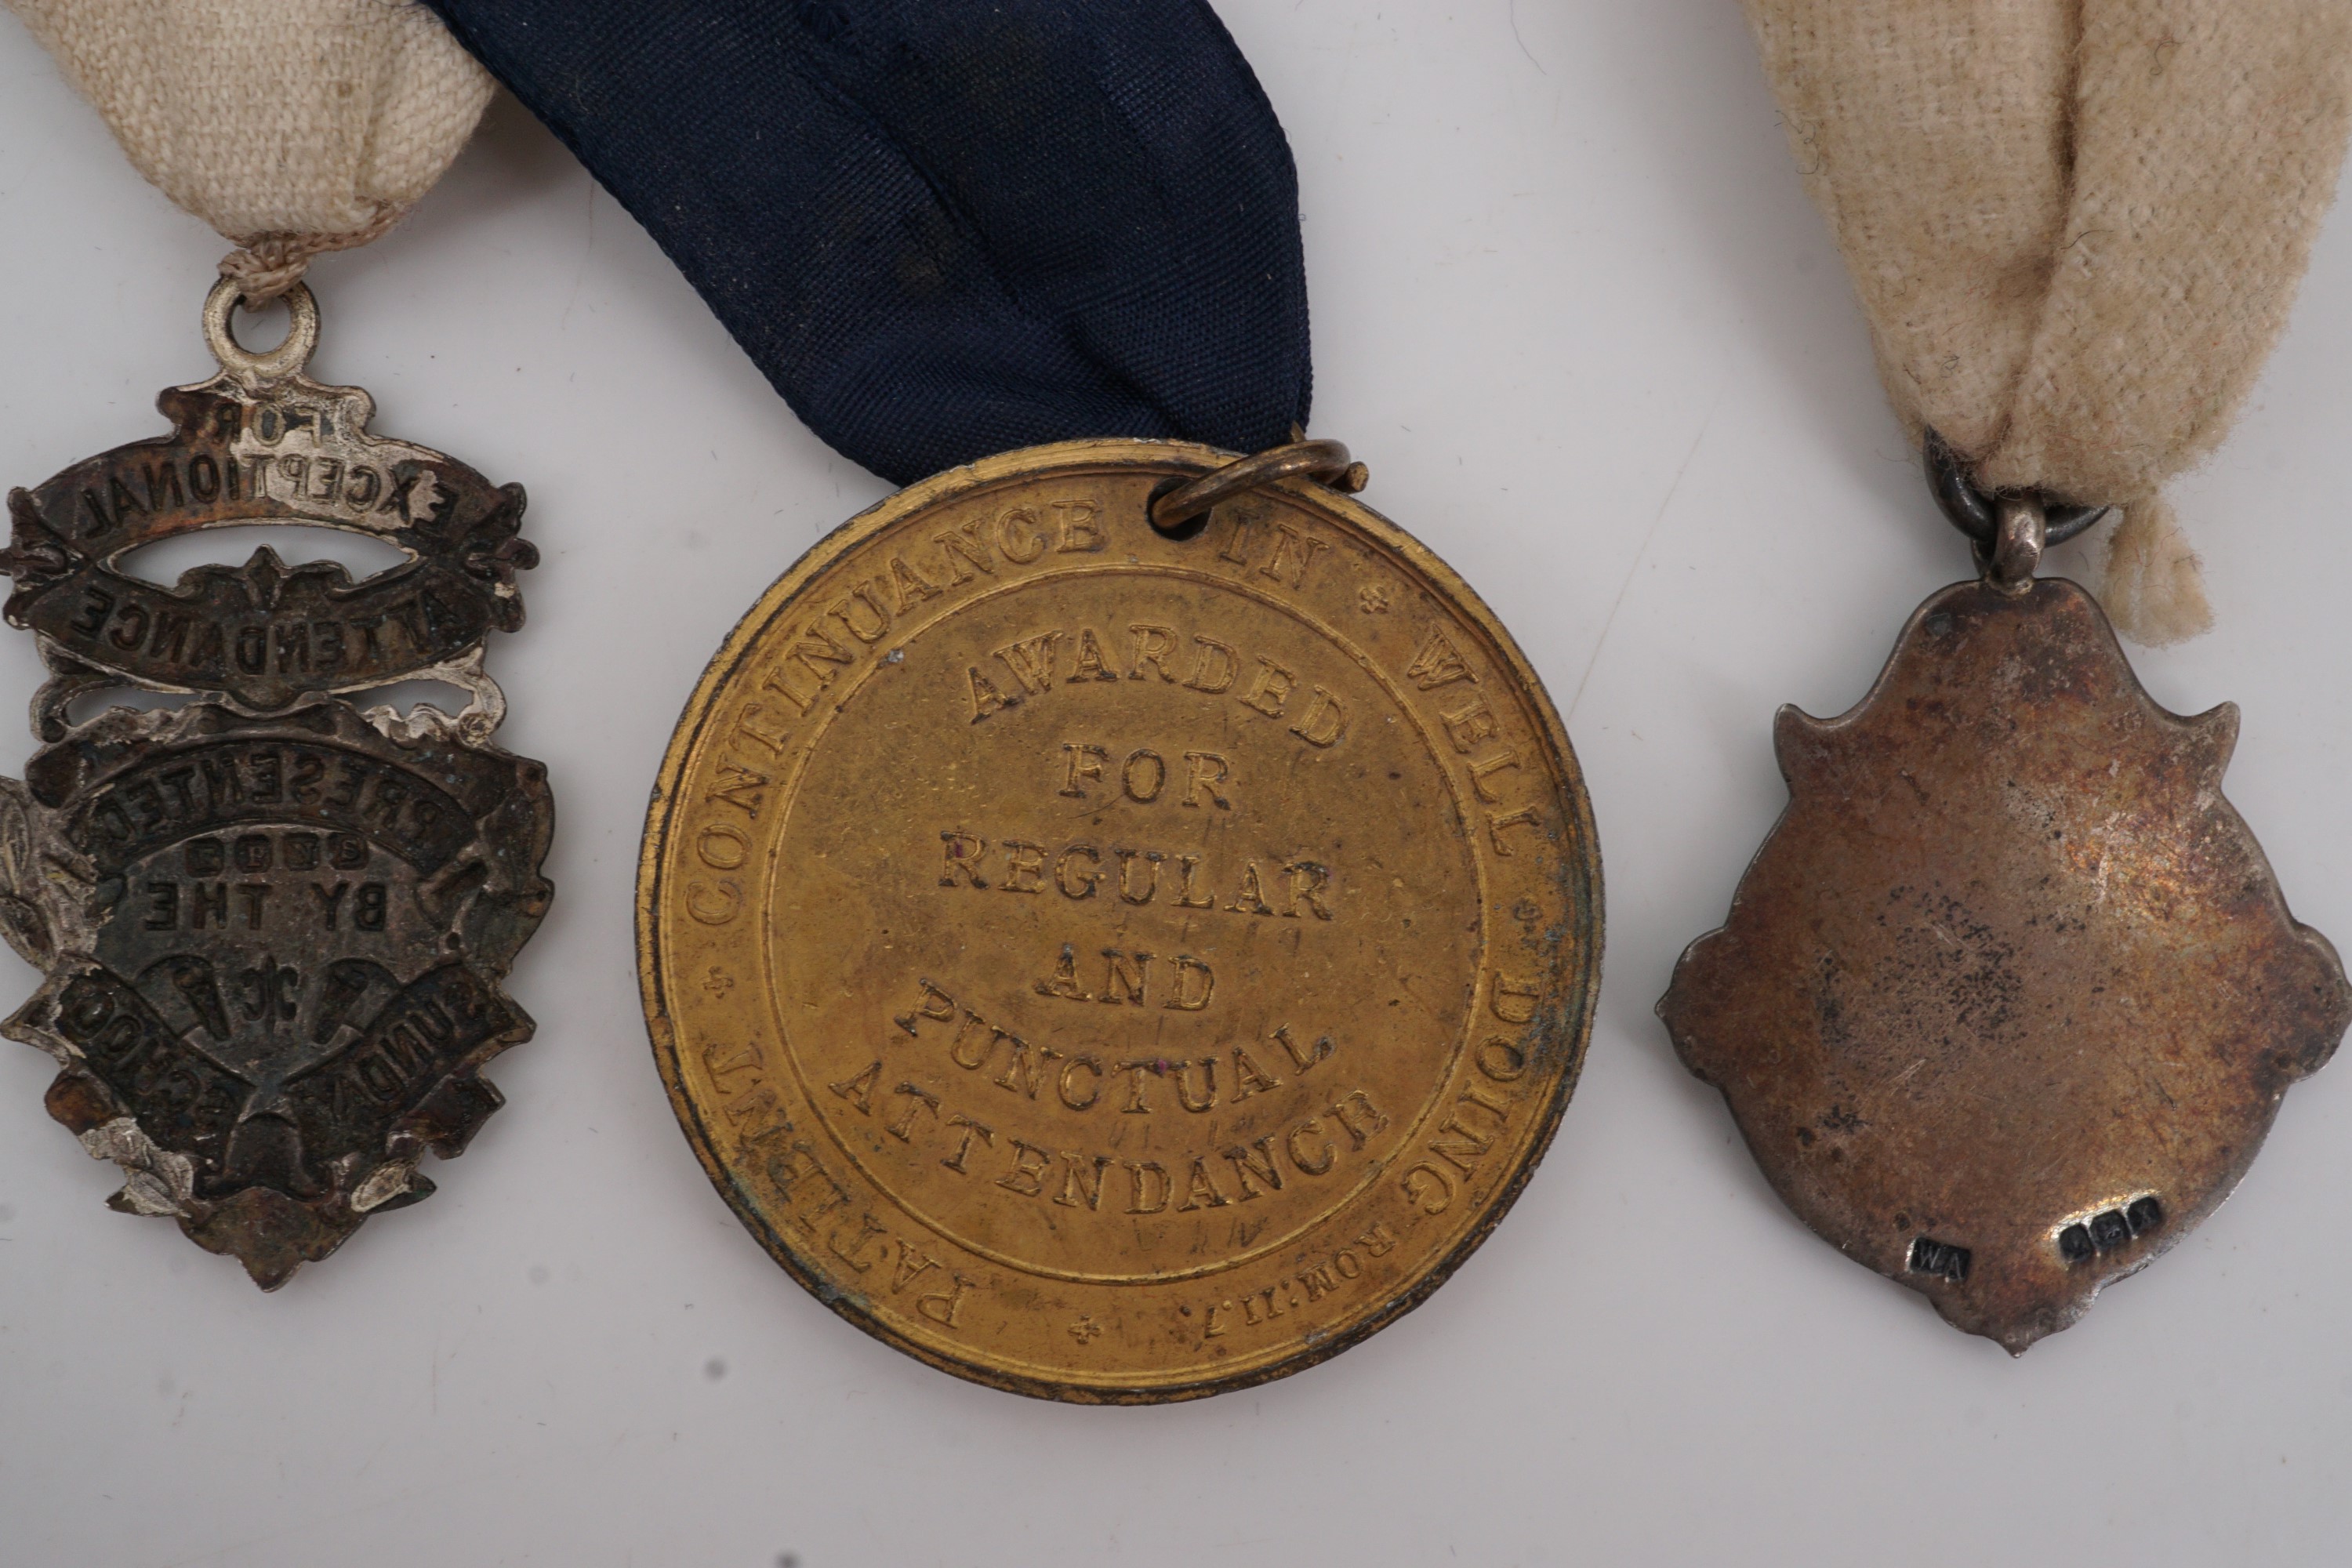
[0,285,553,1288]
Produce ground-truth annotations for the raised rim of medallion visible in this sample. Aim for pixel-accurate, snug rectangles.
[637,437,1602,1402]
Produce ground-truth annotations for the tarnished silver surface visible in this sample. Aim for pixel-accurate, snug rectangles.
[0,281,552,1287]
[1984,497,2045,593]
[1662,565,2347,1352]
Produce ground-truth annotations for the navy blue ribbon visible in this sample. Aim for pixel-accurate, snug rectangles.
[423,0,1312,486]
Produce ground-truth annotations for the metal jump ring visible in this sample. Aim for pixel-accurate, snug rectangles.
[1149,439,1369,535]
[1924,428,2107,549]
[201,276,319,381]
[1984,495,2045,594]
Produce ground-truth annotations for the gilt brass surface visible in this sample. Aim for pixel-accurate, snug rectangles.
[1661,575,2347,1352]
[640,439,1599,1401]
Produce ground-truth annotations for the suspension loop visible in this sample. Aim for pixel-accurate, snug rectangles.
[1924,428,2106,550]
[201,276,319,382]
[1980,495,2046,594]
[1149,439,1368,535]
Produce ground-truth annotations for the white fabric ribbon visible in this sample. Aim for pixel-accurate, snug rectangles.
[1744,1,2352,642]
[7,0,490,299]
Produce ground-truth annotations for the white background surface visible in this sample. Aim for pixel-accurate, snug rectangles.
[3,4,2350,1564]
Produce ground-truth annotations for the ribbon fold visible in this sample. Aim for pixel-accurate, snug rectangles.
[7,0,492,299]
[1745,0,2352,642]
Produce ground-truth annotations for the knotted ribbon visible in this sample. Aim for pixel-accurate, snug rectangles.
[6,0,492,303]
[1744,1,2352,641]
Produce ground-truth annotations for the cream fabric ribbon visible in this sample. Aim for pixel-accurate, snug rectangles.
[8,0,490,301]
[1745,1,2352,642]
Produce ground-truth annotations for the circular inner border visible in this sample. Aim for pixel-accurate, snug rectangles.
[638,439,1602,1403]
[756,562,1489,1284]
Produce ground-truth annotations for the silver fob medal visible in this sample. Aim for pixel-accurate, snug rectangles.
[1668,2,2352,1351]
[0,284,551,1287]
[1662,446,2348,1350]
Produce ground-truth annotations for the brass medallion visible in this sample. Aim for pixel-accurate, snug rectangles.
[640,439,1599,1401]
[1661,568,2348,1352]
[0,282,553,1287]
